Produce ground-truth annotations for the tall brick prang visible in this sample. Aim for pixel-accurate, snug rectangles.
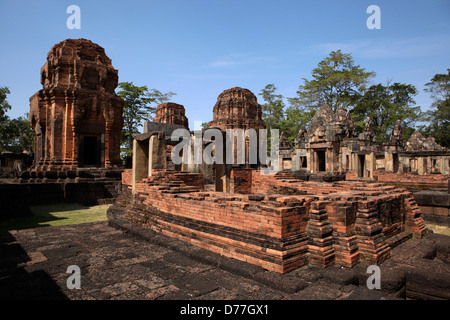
[29,38,124,169]
[153,102,189,130]
[208,87,266,131]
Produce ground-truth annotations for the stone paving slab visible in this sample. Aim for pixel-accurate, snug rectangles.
[1,220,448,301]
[0,221,284,300]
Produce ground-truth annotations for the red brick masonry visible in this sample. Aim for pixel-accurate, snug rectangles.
[346,170,450,190]
[121,169,427,274]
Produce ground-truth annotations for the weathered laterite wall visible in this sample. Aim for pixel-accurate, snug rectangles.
[0,168,123,219]
[346,170,450,190]
[120,169,427,274]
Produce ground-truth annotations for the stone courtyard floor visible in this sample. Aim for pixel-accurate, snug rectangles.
[1,220,449,304]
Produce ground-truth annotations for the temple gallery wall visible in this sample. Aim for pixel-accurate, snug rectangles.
[1,39,449,278]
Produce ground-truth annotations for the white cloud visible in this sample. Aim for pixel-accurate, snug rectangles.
[210,60,241,67]
[310,34,450,59]
[209,53,274,68]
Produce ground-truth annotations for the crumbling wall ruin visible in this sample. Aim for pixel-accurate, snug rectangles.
[110,87,433,274]
[116,168,427,274]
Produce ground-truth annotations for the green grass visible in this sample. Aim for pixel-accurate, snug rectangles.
[0,203,110,232]
[426,223,450,236]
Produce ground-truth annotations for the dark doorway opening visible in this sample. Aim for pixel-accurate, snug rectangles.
[79,136,100,167]
[358,155,365,177]
[393,153,399,173]
[317,150,326,172]
[300,156,307,168]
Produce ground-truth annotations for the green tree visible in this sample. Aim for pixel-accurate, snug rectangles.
[352,81,421,143]
[258,84,316,146]
[421,69,450,148]
[201,122,209,129]
[0,86,11,122]
[116,82,176,158]
[2,115,34,153]
[0,86,12,151]
[292,50,375,112]
[0,87,34,153]
[284,97,318,143]
[258,84,285,130]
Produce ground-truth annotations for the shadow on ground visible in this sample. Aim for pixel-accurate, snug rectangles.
[0,203,108,232]
[0,231,68,299]
[0,208,68,232]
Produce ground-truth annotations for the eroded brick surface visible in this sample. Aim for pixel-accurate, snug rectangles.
[29,38,123,169]
[120,169,428,273]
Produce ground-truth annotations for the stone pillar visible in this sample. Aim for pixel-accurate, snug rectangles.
[291,153,300,171]
[71,123,79,168]
[442,157,449,174]
[63,95,74,167]
[369,152,376,178]
[181,135,197,172]
[418,157,426,175]
[43,96,51,167]
[306,201,335,267]
[384,151,393,172]
[427,156,432,174]
[104,121,112,167]
[132,139,149,195]
[148,133,167,175]
[49,95,64,167]
[355,200,390,265]
[327,202,359,268]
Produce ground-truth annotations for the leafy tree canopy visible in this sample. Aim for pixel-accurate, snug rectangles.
[293,50,375,112]
[116,81,176,159]
[352,81,422,143]
[0,86,34,153]
[420,69,450,148]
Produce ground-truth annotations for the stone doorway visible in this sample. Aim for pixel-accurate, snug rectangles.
[215,164,226,192]
[358,155,365,177]
[316,150,326,172]
[393,153,399,173]
[79,135,101,167]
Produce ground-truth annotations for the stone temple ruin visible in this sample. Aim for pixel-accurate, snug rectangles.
[289,105,450,181]
[2,39,448,281]
[0,39,124,217]
[29,38,123,169]
[111,86,443,274]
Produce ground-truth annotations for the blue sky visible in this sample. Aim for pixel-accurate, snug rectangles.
[1,0,449,130]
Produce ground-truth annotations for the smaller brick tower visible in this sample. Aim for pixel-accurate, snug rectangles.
[153,102,189,130]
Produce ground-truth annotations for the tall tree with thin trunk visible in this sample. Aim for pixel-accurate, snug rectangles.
[421,69,450,148]
[292,50,375,112]
[116,82,176,159]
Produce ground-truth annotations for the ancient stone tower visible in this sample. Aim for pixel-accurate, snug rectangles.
[208,87,266,131]
[153,102,189,130]
[29,39,124,169]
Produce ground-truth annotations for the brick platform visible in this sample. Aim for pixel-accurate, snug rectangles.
[116,169,428,274]
[347,170,450,190]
